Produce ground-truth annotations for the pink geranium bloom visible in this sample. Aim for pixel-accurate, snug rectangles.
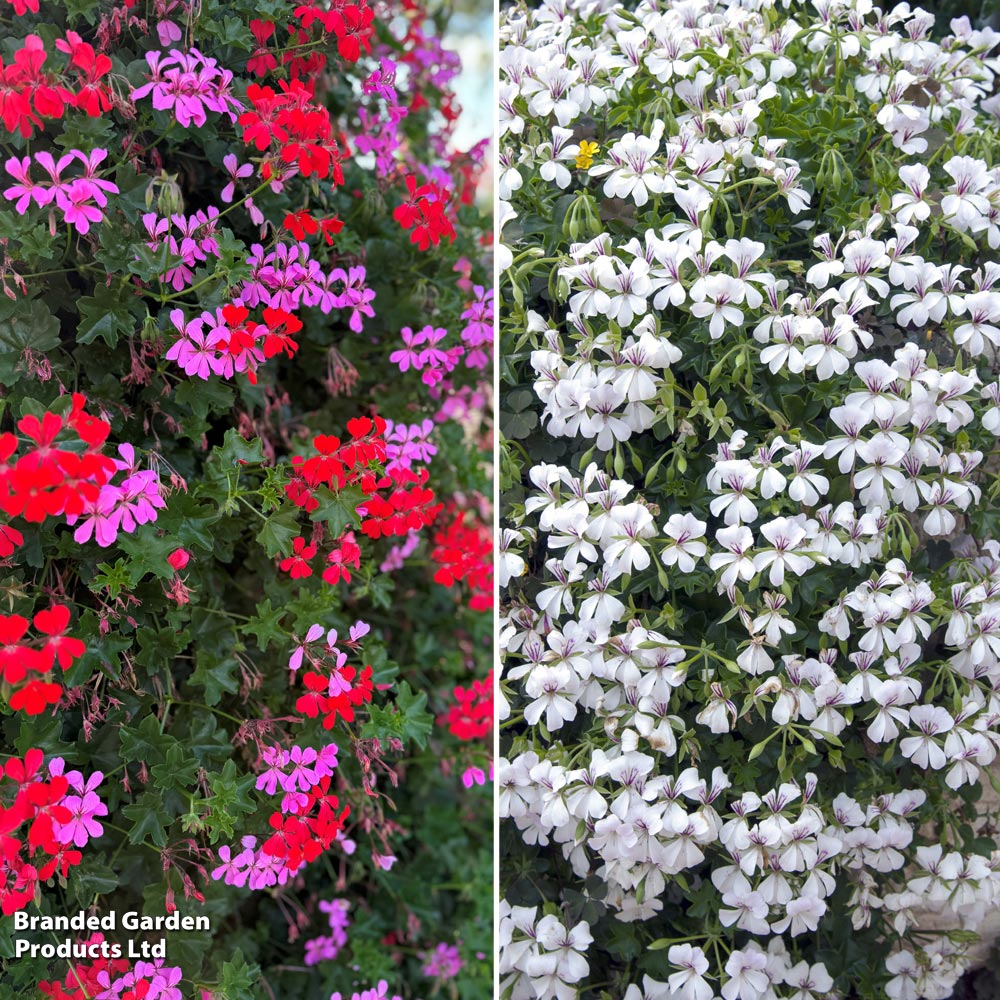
[57,178,106,234]
[67,487,123,547]
[221,153,253,203]
[54,786,108,847]
[389,326,427,372]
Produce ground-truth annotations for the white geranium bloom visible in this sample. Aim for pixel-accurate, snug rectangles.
[899,706,954,769]
[661,513,708,572]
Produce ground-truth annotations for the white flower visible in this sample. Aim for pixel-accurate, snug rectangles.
[899,705,954,769]
[661,513,708,572]
[722,947,770,1000]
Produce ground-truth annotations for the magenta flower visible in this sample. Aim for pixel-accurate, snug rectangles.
[57,179,106,234]
[221,153,253,203]
[289,623,325,672]
[113,471,166,530]
[54,786,108,847]
[67,487,123,548]
[284,745,319,792]
[131,48,242,128]
[3,156,41,214]
[389,326,428,372]
[256,746,290,796]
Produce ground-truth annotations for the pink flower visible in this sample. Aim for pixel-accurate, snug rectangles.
[389,326,428,372]
[255,746,290,796]
[57,179,106,234]
[54,786,108,847]
[131,48,242,128]
[67,487,123,548]
[221,153,253,203]
[461,766,486,788]
[289,623,325,672]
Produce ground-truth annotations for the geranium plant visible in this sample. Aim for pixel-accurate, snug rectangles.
[499,1,1000,998]
[0,0,492,997]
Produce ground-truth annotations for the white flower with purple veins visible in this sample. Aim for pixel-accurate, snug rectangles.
[722,947,770,1000]
[891,164,931,224]
[847,360,906,423]
[784,960,834,1000]
[719,876,770,934]
[498,146,524,200]
[537,127,582,190]
[709,460,760,525]
[530,915,592,986]
[523,662,579,730]
[602,257,653,326]
[710,526,756,590]
[772,894,828,936]
[690,274,746,339]
[783,443,829,506]
[666,944,713,1000]
[602,502,656,579]
[867,678,916,743]
[498,528,527,587]
[941,155,992,230]
[890,260,945,327]
[900,705,954,769]
[522,62,583,126]
[952,290,1000,354]
[839,237,891,300]
[754,516,814,586]
[584,381,632,450]
[589,121,667,207]
[661,513,708,573]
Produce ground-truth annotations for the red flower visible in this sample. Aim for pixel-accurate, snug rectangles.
[167,548,190,571]
[0,524,23,558]
[279,536,317,579]
[283,209,319,241]
[247,20,278,77]
[0,614,38,685]
[33,604,86,670]
[10,680,62,715]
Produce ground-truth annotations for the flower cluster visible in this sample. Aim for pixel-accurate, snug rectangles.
[141,208,224,292]
[393,174,456,251]
[130,48,242,129]
[439,672,493,742]
[304,899,351,966]
[38,936,130,1000]
[500,0,1000,996]
[240,79,349,182]
[0,605,85,714]
[212,743,348,890]
[0,397,162,553]
[4,147,119,234]
[0,751,106,915]
[431,503,493,610]
[0,32,111,138]
[390,324,464,386]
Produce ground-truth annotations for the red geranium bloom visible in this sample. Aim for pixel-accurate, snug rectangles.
[33,604,86,670]
[279,536,316,579]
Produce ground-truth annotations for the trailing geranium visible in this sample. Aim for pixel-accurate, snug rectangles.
[0,0,491,997]
[500,2,1000,999]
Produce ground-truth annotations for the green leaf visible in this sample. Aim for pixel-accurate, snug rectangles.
[310,485,364,535]
[191,651,240,706]
[122,794,172,848]
[76,284,136,347]
[120,714,173,764]
[397,681,433,749]
[244,599,286,653]
[256,506,301,558]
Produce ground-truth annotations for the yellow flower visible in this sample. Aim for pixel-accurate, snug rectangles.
[575,140,599,170]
